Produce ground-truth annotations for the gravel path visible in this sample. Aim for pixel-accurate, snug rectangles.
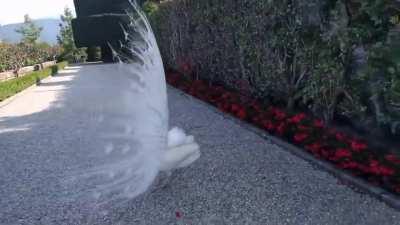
[0,64,400,225]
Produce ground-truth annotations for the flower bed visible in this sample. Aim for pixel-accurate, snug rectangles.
[166,71,400,195]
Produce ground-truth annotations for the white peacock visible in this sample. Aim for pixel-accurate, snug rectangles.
[69,0,200,204]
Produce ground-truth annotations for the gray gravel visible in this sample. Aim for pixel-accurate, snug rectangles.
[1,64,400,225]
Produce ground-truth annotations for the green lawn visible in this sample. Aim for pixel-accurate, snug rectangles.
[0,62,68,102]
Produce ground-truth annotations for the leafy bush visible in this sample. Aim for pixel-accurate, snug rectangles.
[148,0,400,138]
[0,42,60,73]
[0,62,67,101]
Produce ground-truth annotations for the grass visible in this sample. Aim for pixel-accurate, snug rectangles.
[0,62,68,102]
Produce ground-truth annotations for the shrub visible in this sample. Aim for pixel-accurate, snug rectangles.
[148,0,400,138]
[0,62,68,101]
[0,42,60,73]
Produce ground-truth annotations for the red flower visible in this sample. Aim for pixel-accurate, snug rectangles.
[297,125,309,131]
[217,103,224,111]
[320,149,330,158]
[249,101,262,112]
[221,93,231,100]
[276,122,286,136]
[275,111,287,120]
[262,120,276,131]
[379,166,395,176]
[251,116,260,124]
[369,159,379,168]
[385,154,400,164]
[357,164,370,173]
[350,140,367,152]
[313,119,324,128]
[335,132,346,141]
[338,161,359,169]
[294,133,309,143]
[231,104,240,112]
[169,74,400,184]
[368,160,395,176]
[334,148,352,159]
[237,109,247,120]
[178,59,193,75]
[269,107,286,120]
[306,143,322,152]
[217,103,230,112]
[288,113,306,124]
[175,211,182,219]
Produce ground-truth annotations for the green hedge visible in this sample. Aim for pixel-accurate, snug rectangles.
[147,0,400,138]
[0,62,68,102]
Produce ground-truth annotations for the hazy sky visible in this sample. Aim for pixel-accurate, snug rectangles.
[0,0,75,25]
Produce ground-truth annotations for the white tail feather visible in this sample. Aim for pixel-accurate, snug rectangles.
[68,0,200,205]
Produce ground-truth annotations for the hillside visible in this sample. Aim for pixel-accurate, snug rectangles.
[0,18,61,44]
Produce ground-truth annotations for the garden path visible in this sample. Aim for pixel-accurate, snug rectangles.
[0,64,399,225]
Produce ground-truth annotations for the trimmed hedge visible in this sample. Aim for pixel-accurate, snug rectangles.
[0,62,68,102]
[147,0,400,140]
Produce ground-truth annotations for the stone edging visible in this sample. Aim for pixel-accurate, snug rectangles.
[169,86,400,211]
[0,61,56,82]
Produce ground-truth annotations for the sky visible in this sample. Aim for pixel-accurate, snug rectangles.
[0,0,75,25]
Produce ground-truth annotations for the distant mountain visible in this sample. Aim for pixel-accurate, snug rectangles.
[0,18,62,44]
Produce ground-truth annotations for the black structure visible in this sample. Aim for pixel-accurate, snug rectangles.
[72,0,145,62]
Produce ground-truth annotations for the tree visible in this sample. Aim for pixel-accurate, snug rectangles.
[15,14,43,44]
[57,7,87,63]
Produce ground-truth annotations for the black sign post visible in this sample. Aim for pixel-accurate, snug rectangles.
[71,0,144,62]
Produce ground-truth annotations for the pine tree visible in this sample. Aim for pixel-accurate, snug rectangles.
[57,7,87,63]
[15,14,43,44]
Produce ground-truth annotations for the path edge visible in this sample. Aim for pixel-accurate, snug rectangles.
[169,86,400,211]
